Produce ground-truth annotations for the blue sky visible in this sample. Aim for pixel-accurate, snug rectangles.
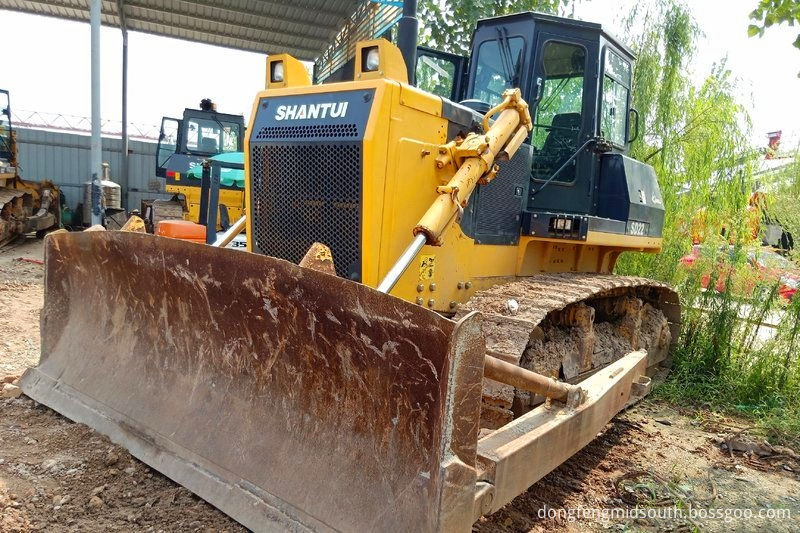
[1,0,798,146]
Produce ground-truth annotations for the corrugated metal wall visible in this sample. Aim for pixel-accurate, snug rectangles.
[15,127,172,223]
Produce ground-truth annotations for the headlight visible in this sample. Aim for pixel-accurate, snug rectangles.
[270,61,285,83]
[364,48,380,71]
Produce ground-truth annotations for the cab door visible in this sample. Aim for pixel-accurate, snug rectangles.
[155,117,181,178]
[0,90,12,165]
[527,30,598,215]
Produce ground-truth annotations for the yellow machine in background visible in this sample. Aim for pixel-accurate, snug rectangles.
[0,89,60,247]
[22,12,680,532]
[153,99,245,230]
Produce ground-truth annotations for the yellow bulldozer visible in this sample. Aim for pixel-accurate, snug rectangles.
[21,11,680,531]
[0,89,60,247]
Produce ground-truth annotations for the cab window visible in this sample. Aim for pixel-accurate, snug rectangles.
[156,118,179,170]
[601,50,631,147]
[530,41,587,183]
[471,36,525,107]
[185,118,241,154]
[416,53,457,100]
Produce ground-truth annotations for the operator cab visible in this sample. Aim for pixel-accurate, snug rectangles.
[156,105,245,179]
[466,13,637,210]
[420,12,663,244]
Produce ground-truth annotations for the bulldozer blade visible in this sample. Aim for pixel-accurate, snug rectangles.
[20,231,486,532]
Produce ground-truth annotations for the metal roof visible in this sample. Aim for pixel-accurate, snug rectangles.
[0,0,365,60]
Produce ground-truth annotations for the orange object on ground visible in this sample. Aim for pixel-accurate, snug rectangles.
[15,257,44,265]
[155,220,206,244]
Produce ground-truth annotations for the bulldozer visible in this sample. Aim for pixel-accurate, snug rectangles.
[0,89,60,247]
[21,11,680,531]
[152,98,245,229]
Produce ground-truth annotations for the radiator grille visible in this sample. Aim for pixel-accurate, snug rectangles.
[250,143,362,280]
[255,124,359,140]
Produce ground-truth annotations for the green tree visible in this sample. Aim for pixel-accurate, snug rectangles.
[417,0,570,55]
[616,0,755,279]
[614,2,800,432]
[749,0,800,50]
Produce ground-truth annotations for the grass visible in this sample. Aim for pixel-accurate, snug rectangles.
[638,238,800,448]
[603,0,800,450]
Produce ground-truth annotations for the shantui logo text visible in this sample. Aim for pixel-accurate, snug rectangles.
[275,102,349,121]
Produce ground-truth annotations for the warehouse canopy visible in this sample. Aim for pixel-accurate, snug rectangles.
[0,0,392,61]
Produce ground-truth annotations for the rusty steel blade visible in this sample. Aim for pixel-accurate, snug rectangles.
[21,231,486,532]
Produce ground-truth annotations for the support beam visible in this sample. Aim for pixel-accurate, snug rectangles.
[127,0,342,37]
[121,4,330,55]
[90,0,103,226]
[118,0,129,210]
[132,20,324,58]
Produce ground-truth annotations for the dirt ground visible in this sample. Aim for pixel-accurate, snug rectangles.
[1,236,798,532]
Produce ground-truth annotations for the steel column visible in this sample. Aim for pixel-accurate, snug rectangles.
[90,0,103,225]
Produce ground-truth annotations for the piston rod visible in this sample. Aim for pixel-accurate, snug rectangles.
[484,354,586,407]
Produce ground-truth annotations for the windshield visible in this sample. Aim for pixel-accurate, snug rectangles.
[470,36,525,107]
[416,53,457,100]
[184,116,242,154]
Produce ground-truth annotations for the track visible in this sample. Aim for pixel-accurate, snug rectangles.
[456,273,681,429]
